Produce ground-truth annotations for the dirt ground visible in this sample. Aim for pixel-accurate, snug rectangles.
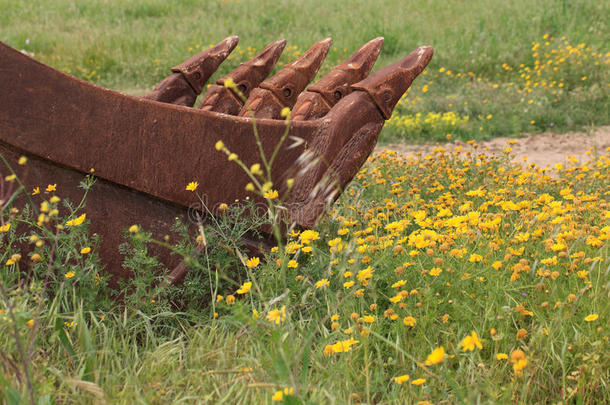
[380,126,610,168]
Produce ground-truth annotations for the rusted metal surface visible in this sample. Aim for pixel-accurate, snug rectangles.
[0,39,432,283]
[352,46,433,119]
[142,36,239,106]
[199,39,287,114]
[286,47,435,228]
[292,37,384,121]
[238,38,332,119]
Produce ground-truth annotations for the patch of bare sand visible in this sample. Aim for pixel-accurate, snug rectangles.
[380,126,610,168]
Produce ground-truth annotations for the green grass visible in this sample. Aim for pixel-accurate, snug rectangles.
[1,0,608,140]
[1,146,609,403]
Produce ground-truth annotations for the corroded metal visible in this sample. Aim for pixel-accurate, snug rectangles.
[292,37,384,121]
[238,38,332,119]
[142,36,239,106]
[352,46,433,119]
[199,39,287,114]
[0,39,432,284]
[285,46,435,227]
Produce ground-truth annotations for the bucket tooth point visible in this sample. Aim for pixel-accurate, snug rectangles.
[272,38,288,47]
[222,35,240,47]
[288,38,332,71]
[399,46,434,75]
[351,46,434,119]
[342,37,385,71]
[258,38,287,60]
[213,35,240,56]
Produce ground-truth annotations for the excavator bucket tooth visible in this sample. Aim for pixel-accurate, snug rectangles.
[142,35,239,106]
[285,46,434,227]
[199,39,287,114]
[352,46,434,119]
[292,37,384,121]
[238,38,332,119]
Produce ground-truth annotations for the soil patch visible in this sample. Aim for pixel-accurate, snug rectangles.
[380,126,610,168]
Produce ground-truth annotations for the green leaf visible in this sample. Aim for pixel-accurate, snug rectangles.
[0,374,22,405]
[54,317,76,361]
[300,337,312,388]
[76,312,96,382]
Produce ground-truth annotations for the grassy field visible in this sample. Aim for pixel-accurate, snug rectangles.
[1,144,609,403]
[1,1,609,404]
[1,0,608,141]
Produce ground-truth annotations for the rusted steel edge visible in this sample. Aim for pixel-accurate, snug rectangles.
[0,41,319,213]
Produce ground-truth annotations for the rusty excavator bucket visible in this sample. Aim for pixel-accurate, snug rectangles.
[0,37,433,284]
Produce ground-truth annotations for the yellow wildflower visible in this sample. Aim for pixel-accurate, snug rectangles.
[267,306,286,325]
[510,349,528,376]
[66,213,86,227]
[271,391,283,402]
[236,281,252,294]
[323,338,359,356]
[411,378,426,386]
[584,313,598,322]
[429,267,442,276]
[460,330,483,351]
[516,328,528,340]
[469,253,483,263]
[315,279,330,289]
[424,346,445,365]
[357,266,374,285]
[299,230,320,244]
[186,181,198,191]
[264,189,279,199]
[394,374,410,384]
[403,316,416,327]
[246,257,260,268]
